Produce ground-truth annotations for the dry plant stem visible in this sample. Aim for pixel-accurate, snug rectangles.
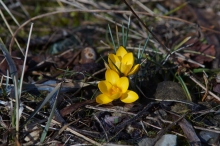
[0,58,6,67]
[108,128,124,143]
[93,113,109,141]
[15,23,34,140]
[140,120,148,135]
[58,120,77,135]
[0,54,21,60]
[0,0,20,26]
[202,73,209,101]
[185,72,220,101]
[19,23,33,100]
[86,105,135,116]
[64,136,71,145]
[17,1,29,18]
[175,52,204,68]
[9,9,220,51]
[0,9,23,55]
[86,68,106,81]
[143,121,185,137]
[133,0,154,15]
[193,126,220,133]
[100,40,112,48]
[192,108,217,115]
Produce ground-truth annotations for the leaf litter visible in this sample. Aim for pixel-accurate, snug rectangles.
[0,0,220,145]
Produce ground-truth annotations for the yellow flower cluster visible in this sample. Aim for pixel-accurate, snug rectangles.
[96,46,140,104]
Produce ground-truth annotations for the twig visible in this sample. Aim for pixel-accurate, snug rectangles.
[193,126,220,133]
[142,121,185,137]
[93,113,109,141]
[202,72,209,101]
[185,72,220,101]
[86,105,135,116]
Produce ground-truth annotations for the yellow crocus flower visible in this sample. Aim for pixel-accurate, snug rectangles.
[108,46,140,76]
[96,69,139,104]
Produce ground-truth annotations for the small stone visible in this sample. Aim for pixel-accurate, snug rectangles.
[79,47,96,64]
[199,131,220,145]
[138,134,177,146]
[154,81,189,113]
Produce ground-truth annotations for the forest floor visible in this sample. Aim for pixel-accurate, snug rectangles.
[0,0,220,145]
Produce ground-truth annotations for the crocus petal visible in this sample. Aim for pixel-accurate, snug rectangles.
[98,81,112,95]
[120,90,139,103]
[109,92,122,100]
[116,77,129,93]
[121,53,134,76]
[105,69,119,85]
[108,54,120,73]
[121,53,134,66]
[113,62,121,74]
[128,64,140,76]
[96,94,113,104]
[108,54,120,64]
[120,63,133,76]
[116,46,127,60]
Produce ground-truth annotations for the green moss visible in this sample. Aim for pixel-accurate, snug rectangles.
[147,130,157,138]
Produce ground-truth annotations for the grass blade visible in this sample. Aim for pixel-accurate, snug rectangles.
[40,83,61,143]
[19,23,33,100]
[0,10,23,55]
[0,0,20,26]
[0,39,20,138]
[175,75,192,101]
[172,36,191,51]
[108,24,116,52]
[24,83,61,125]
[122,23,125,47]
[0,39,17,76]
[124,16,131,47]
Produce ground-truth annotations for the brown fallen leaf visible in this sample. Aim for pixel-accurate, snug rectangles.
[60,99,95,117]
[179,37,216,68]
[0,53,27,77]
[176,117,201,145]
